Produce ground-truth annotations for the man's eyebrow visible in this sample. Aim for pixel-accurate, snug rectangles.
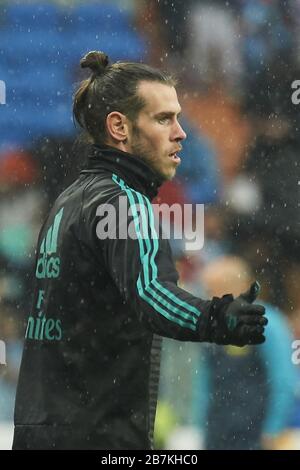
[154,110,182,118]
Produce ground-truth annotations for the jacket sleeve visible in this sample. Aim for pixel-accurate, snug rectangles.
[95,179,213,341]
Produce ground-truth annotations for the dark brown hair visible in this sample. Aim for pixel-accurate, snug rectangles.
[73,51,176,144]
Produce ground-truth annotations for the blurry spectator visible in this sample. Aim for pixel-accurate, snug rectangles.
[155,0,191,57]
[223,54,300,307]
[188,1,243,92]
[240,0,293,81]
[244,119,300,255]
[0,149,44,313]
[191,256,298,450]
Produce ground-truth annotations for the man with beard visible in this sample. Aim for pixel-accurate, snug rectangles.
[13,51,267,450]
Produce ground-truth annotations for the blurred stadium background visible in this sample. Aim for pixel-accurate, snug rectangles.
[1,0,300,450]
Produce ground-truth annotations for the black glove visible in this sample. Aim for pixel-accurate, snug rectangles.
[204,281,268,347]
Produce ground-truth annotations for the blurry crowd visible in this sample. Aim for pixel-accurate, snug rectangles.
[1,0,300,449]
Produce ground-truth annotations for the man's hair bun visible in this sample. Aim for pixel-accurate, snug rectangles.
[80,51,109,77]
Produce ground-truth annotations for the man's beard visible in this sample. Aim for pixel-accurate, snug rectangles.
[130,124,159,174]
[131,124,155,169]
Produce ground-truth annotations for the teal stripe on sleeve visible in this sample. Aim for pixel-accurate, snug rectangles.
[112,174,200,330]
[138,191,200,317]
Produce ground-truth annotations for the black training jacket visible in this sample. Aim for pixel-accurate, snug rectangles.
[13,144,213,450]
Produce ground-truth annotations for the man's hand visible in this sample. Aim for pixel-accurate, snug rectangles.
[207,281,268,347]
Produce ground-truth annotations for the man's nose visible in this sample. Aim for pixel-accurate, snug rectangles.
[172,121,187,141]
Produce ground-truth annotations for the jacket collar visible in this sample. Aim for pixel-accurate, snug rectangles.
[81,144,164,200]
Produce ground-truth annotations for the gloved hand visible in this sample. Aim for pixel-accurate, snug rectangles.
[206,281,268,347]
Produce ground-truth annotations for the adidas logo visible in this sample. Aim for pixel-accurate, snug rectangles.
[35,207,64,280]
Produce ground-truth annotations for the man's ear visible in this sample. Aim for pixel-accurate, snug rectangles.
[106,112,130,143]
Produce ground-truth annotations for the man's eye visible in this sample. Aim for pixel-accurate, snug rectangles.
[158,117,170,124]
